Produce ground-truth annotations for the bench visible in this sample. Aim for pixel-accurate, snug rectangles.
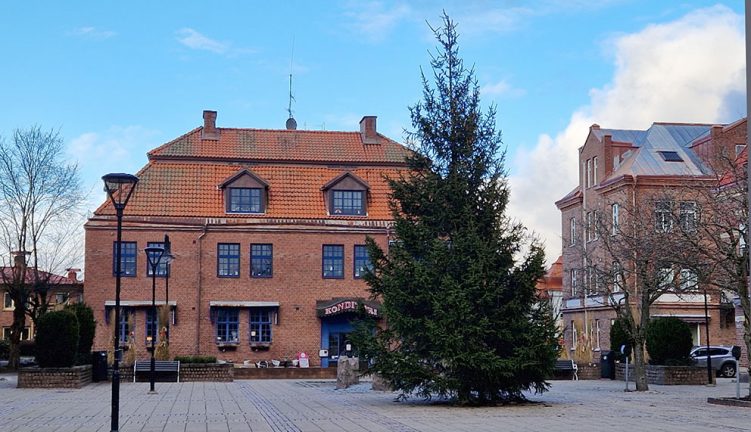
[134,360,180,383]
[553,359,578,380]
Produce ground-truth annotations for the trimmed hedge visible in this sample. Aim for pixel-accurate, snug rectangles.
[610,318,633,360]
[35,310,79,368]
[646,317,693,365]
[65,303,96,365]
[174,355,217,364]
[0,339,9,360]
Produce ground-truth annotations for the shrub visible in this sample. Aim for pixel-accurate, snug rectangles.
[174,355,216,364]
[0,339,9,360]
[610,318,633,361]
[646,317,693,365]
[65,303,96,365]
[35,310,79,368]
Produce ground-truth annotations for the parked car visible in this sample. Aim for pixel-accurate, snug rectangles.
[690,346,740,378]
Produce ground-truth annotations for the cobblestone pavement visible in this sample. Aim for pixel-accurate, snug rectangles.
[0,374,749,432]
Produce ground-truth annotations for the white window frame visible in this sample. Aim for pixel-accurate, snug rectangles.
[593,157,598,186]
[679,268,698,291]
[679,201,697,232]
[655,201,673,233]
[571,320,578,350]
[569,217,576,246]
[612,261,623,292]
[586,159,592,188]
[571,269,578,296]
[594,319,601,351]
[658,267,674,289]
[611,203,619,235]
[3,292,13,310]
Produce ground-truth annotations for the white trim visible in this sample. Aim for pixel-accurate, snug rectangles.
[105,300,177,307]
[209,301,280,308]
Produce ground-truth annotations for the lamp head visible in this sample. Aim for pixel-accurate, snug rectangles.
[102,173,139,210]
[144,246,165,268]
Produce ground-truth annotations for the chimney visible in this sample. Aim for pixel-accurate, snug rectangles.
[711,124,723,139]
[603,134,613,175]
[66,268,81,283]
[359,116,378,144]
[11,251,29,269]
[202,110,220,140]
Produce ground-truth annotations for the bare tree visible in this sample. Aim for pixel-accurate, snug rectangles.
[575,187,710,391]
[0,126,84,369]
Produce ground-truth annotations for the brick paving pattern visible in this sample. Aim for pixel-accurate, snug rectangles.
[0,374,749,431]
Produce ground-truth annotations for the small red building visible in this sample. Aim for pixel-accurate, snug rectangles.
[84,111,409,366]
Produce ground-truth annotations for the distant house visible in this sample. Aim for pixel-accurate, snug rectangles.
[84,110,410,366]
[555,119,746,362]
[1,252,83,341]
[536,256,563,334]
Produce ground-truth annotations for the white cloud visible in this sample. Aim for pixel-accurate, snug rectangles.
[507,5,746,265]
[344,1,411,42]
[176,28,229,54]
[69,26,116,39]
[480,79,525,98]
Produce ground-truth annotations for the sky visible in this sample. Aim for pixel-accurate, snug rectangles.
[0,1,746,270]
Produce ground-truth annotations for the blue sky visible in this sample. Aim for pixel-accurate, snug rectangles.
[0,1,745,266]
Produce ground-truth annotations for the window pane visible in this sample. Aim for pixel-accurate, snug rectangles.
[332,190,364,215]
[250,309,272,343]
[217,308,239,342]
[218,243,240,277]
[146,308,159,343]
[113,242,137,276]
[354,245,372,278]
[230,188,262,213]
[323,245,344,278]
[146,242,169,276]
[251,244,273,277]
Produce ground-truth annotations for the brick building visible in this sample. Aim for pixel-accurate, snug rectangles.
[555,119,746,363]
[85,111,409,366]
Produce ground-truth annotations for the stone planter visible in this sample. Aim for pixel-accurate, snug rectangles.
[615,363,709,385]
[576,363,601,380]
[180,363,234,382]
[18,365,92,388]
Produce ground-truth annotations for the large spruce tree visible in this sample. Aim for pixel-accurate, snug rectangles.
[359,14,559,404]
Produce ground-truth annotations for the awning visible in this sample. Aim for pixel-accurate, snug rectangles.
[209,301,280,308]
[316,297,381,319]
[105,300,177,307]
[651,314,708,324]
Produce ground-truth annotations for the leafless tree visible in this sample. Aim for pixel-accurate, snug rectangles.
[0,126,84,369]
[575,187,710,391]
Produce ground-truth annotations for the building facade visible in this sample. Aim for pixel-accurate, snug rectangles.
[555,119,746,363]
[85,111,409,366]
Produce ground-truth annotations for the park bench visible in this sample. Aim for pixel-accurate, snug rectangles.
[553,359,578,380]
[133,360,180,383]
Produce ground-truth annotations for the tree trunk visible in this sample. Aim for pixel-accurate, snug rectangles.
[632,339,649,391]
[7,306,26,369]
[740,286,751,397]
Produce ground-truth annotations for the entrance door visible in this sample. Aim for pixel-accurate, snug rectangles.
[320,316,353,367]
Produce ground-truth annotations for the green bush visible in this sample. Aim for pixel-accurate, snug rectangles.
[35,310,79,368]
[610,318,633,361]
[646,317,693,365]
[173,355,216,364]
[0,339,9,360]
[19,340,36,357]
[65,303,96,365]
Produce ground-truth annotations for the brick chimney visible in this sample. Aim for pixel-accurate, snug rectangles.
[66,268,81,283]
[603,134,613,175]
[202,110,220,140]
[359,116,378,144]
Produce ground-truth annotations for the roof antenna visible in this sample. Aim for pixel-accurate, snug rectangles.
[285,36,297,131]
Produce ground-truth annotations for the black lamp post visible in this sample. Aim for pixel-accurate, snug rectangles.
[102,173,138,432]
[704,287,713,385]
[163,235,175,343]
[144,245,165,394]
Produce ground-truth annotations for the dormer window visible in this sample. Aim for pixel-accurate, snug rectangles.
[229,188,262,213]
[332,190,364,215]
[219,169,269,214]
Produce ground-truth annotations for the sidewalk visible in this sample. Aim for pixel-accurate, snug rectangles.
[0,374,749,432]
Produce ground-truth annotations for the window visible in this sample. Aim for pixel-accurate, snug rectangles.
[593,157,598,186]
[570,269,578,296]
[217,243,240,277]
[611,203,619,234]
[332,190,365,215]
[2,327,30,341]
[571,321,578,350]
[569,218,576,246]
[322,245,344,278]
[594,319,601,350]
[593,211,599,240]
[118,310,130,344]
[354,245,372,278]
[3,292,13,309]
[679,201,697,232]
[679,268,698,291]
[250,309,272,343]
[612,261,623,292]
[113,241,137,277]
[658,151,683,162]
[658,267,674,289]
[586,159,592,188]
[250,244,273,278]
[146,308,158,343]
[586,212,598,241]
[229,187,262,213]
[55,293,68,305]
[655,201,673,233]
[736,144,747,156]
[146,242,169,277]
[216,308,239,343]
[585,267,597,295]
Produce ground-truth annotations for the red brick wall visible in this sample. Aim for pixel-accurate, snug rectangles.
[85,222,389,367]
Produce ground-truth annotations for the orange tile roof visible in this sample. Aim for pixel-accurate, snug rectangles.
[149,127,411,165]
[96,162,403,219]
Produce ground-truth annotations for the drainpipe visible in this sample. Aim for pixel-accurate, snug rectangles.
[195,223,208,354]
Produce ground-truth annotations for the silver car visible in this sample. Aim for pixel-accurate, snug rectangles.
[690,346,740,378]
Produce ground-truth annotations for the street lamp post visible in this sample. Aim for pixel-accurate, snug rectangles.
[703,287,713,385]
[102,173,139,432]
[145,245,165,394]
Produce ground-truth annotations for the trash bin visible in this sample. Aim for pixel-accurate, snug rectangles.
[601,351,616,379]
[91,351,108,382]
